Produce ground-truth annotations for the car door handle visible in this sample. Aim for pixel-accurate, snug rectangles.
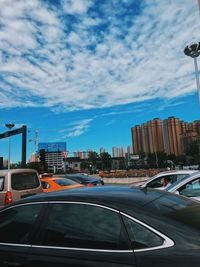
[3,260,20,266]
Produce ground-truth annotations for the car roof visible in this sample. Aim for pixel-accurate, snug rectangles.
[13,185,197,210]
[41,177,63,181]
[0,168,38,174]
[154,170,199,176]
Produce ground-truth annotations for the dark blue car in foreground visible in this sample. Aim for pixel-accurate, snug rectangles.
[0,186,199,266]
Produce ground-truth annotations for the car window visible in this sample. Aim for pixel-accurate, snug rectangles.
[41,181,50,189]
[146,174,186,188]
[0,204,43,244]
[178,178,200,198]
[176,174,190,182]
[40,203,129,250]
[147,175,175,188]
[67,175,90,182]
[123,215,164,250]
[0,176,4,191]
[65,177,80,183]
[146,176,164,188]
[54,179,77,186]
[11,172,40,190]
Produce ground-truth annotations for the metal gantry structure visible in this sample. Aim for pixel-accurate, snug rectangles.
[0,125,27,168]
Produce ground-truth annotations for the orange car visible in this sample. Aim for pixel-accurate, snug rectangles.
[40,177,84,193]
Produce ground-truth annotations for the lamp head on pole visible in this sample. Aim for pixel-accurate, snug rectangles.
[184,42,200,58]
[5,122,15,130]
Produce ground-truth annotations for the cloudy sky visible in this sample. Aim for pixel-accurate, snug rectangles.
[0,0,200,162]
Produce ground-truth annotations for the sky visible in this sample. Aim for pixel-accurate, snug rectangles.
[0,0,200,163]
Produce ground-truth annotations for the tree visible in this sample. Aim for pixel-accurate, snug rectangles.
[185,140,200,164]
[147,153,157,168]
[80,160,89,171]
[26,162,41,173]
[119,158,126,170]
[88,151,99,173]
[157,152,167,168]
[99,152,111,171]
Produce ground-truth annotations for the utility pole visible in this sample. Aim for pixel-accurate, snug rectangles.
[29,129,39,161]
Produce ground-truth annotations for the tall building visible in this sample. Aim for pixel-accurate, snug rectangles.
[100,147,106,154]
[163,117,182,156]
[119,147,126,157]
[38,142,66,152]
[29,152,39,162]
[191,120,200,134]
[127,145,133,154]
[38,142,67,172]
[148,118,164,153]
[141,123,151,154]
[131,125,142,154]
[134,119,164,155]
[112,147,119,157]
[131,116,200,157]
[74,151,89,159]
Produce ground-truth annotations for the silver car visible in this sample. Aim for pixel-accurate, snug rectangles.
[166,171,200,201]
[141,170,199,189]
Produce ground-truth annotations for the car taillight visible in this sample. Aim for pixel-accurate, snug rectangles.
[87,183,94,187]
[4,191,12,205]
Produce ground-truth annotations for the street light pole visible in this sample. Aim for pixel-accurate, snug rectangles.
[5,122,15,170]
[184,42,200,105]
[194,57,200,104]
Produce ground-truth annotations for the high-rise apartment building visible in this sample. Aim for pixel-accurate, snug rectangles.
[100,147,106,154]
[134,118,164,155]
[131,125,142,154]
[127,145,133,154]
[141,123,151,154]
[74,151,90,159]
[147,118,164,154]
[131,117,200,157]
[112,147,119,157]
[120,147,126,157]
[112,147,126,158]
[163,117,182,156]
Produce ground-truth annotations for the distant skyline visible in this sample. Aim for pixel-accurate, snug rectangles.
[0,0,200,163]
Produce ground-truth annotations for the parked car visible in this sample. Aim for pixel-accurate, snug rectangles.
[166,171,200,201]
[0,168,42,207]
[40,177,84,192]
[0,186,199,266]
[64,174,104,186]
[140,169,198,189]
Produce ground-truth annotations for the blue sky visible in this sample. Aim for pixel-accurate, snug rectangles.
[0,0,200,162]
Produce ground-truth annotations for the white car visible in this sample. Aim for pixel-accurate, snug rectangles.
[140,170,199,190]
[166,171,200,201]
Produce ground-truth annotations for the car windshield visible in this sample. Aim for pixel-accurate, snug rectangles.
[166,173,200,191]
[11,172,40,190]
[54,178,77,186]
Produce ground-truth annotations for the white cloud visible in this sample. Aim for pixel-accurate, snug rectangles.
[60,118,93,138]
[62,0,91,14]
[0,0,199,111]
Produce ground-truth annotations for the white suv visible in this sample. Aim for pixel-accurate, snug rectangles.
[0,169,42,207]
